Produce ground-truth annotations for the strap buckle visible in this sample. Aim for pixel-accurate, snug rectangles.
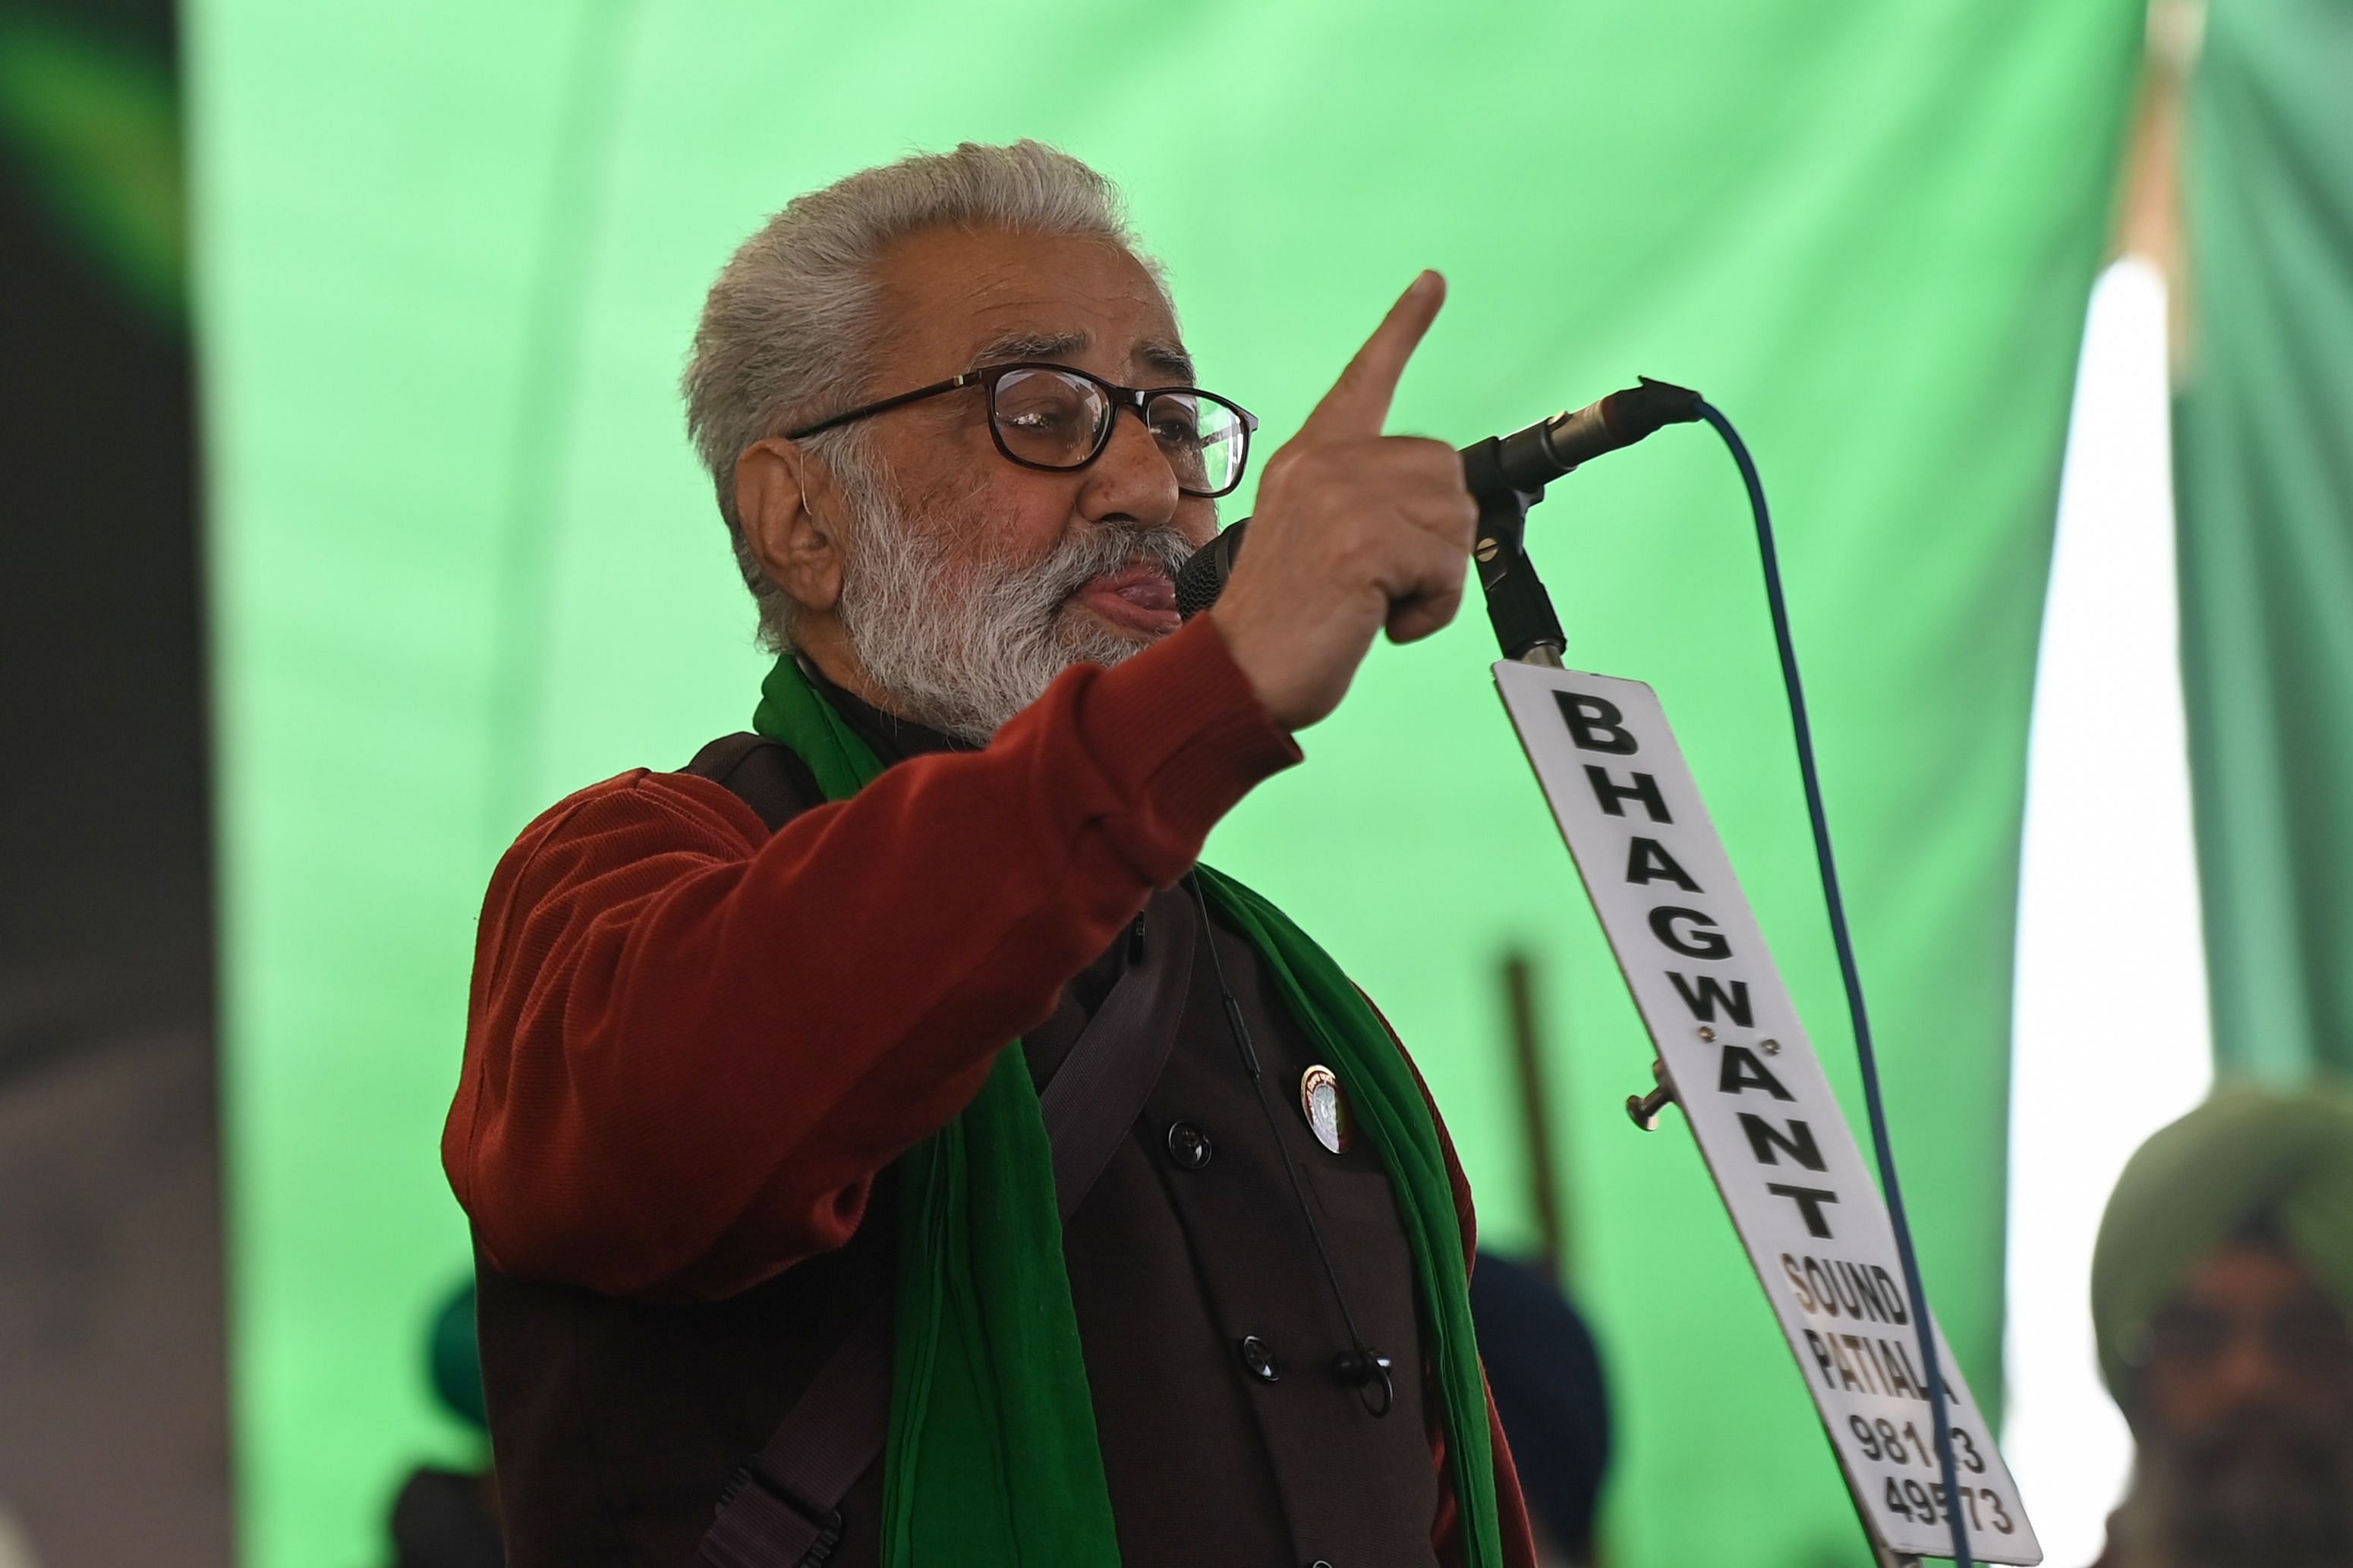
[707,1461,845,1568]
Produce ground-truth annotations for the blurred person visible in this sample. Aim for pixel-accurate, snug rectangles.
[444,141,1539,1567]
[2088,1085,2353,1568]
[1468,1251,1612,1564]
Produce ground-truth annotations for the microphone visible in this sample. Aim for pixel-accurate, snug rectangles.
[1172,376,1702,619]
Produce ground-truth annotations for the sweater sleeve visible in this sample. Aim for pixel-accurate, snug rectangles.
[443,616,1298,1299]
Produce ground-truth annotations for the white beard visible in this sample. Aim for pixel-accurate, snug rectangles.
[830,450,1197,745]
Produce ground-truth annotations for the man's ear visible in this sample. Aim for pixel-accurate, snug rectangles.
[737,437,845,615]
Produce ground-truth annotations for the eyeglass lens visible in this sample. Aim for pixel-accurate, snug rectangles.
[990,367,1246,496]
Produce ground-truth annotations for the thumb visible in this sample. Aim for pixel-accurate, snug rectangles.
[1296,270,1446,441]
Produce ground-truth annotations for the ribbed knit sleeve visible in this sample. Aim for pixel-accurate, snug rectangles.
[444,617,1299,1299]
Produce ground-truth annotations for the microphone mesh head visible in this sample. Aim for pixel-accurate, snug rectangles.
[1173,523,1247,619]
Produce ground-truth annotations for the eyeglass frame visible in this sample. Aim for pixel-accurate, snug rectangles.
[783,361,1262,499]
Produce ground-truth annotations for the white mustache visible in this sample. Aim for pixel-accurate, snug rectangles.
[1038,523,1193,604]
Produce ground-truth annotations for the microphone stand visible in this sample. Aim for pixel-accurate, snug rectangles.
[1461,436,1567,667]
[1183,376,2011,1564]
[1476,480,1933,1568]
[1463,375,1703,665]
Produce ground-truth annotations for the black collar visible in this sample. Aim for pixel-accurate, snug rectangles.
[794,654,970,766]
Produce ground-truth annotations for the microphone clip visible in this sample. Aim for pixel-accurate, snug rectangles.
[1457,459,1565,666]
[1466,375,1702,666]
[1331,1346,1396,1418]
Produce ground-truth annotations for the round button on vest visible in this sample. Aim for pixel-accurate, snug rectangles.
[1236,1334,1280,1383]
[1164,1119,1212,1170]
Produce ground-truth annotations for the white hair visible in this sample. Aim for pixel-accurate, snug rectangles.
[683,139,1163,651]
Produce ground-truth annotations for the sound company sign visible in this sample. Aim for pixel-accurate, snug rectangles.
[1495,661,2040,1564]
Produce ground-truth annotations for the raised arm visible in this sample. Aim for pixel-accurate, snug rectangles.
[444,616,1295,1299]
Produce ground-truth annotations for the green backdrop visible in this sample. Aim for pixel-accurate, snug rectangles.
[2176,0,2353,1087]
[190,4,2137,1564]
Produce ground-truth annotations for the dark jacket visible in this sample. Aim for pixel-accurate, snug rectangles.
[450,621,1536,1566]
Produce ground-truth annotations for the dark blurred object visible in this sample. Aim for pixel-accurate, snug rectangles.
[387,1469,502,1568]
[1469,1250,1611,1563]
[0,2,225,1563]
[2088,1085,2353,1568]
[382,1281,500,1567]
[430,1281,489,1434]
[1483,949,1609,1561]
[1501,951,1570,1276]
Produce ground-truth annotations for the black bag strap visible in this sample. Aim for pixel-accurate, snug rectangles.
[685,733,1195,1568]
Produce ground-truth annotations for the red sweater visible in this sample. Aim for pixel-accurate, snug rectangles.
[444,614,1536,1563]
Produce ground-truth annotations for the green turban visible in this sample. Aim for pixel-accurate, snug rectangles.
[2090,1083,2353,1400]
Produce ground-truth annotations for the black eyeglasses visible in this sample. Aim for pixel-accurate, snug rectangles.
[786,361,1259,499]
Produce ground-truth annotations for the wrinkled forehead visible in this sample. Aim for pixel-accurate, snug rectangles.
[869,225,1191,389]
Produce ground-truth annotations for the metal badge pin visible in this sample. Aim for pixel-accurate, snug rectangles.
[1299,1064,1350,1154]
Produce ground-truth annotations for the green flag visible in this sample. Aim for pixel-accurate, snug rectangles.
[2176,0,2353,1085]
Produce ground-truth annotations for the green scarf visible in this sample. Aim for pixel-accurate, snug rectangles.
[753,654,1505,1567]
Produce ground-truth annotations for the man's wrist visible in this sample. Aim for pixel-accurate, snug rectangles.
[1063,616,1302,870]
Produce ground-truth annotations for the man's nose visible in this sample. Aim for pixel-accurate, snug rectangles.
[2212,1332,2298,1408]
[1080,405,1182,527]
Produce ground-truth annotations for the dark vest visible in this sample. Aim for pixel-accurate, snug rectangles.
[475,691,1443,1568]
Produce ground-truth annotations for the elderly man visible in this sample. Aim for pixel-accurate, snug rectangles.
[2088,1085,2353,1568]
[444,140,1537,1568]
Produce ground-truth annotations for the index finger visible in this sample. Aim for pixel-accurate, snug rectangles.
[1297,269,1446,441]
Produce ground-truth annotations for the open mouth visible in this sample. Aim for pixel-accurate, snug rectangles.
[1069,562,1180,636]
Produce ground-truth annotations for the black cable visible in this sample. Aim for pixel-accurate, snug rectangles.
[1693,401,1972,1566]
[1186,871,1394,1417]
